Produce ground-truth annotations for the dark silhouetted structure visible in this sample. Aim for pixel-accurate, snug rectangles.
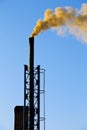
[14,37,45,130]
[14,106,28,130]
[24,37,41,130]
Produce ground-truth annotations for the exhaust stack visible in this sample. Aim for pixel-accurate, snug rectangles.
[29,37,34,130]
[23,37,45,130]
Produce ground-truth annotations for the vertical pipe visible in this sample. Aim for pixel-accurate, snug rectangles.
[29,37,34,130]
[37,65,40,130]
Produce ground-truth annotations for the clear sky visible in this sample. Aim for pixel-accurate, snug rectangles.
[0,0,87,130]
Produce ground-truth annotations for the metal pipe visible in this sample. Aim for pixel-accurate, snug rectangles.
[37,65,40,130]
[29,37,34,130]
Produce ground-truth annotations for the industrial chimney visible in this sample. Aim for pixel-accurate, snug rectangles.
[29,37,34,130]
[14,37,45,130]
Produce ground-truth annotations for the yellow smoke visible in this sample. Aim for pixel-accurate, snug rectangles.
[30,3,87,42]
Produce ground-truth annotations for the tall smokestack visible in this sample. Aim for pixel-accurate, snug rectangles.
[29,37,34,130]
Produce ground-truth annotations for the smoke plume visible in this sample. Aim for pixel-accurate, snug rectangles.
[30,3,87,43]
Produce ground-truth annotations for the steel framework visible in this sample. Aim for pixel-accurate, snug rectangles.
[23,65,45,130]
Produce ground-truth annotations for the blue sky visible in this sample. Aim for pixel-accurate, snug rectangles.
[0,0,87,130]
